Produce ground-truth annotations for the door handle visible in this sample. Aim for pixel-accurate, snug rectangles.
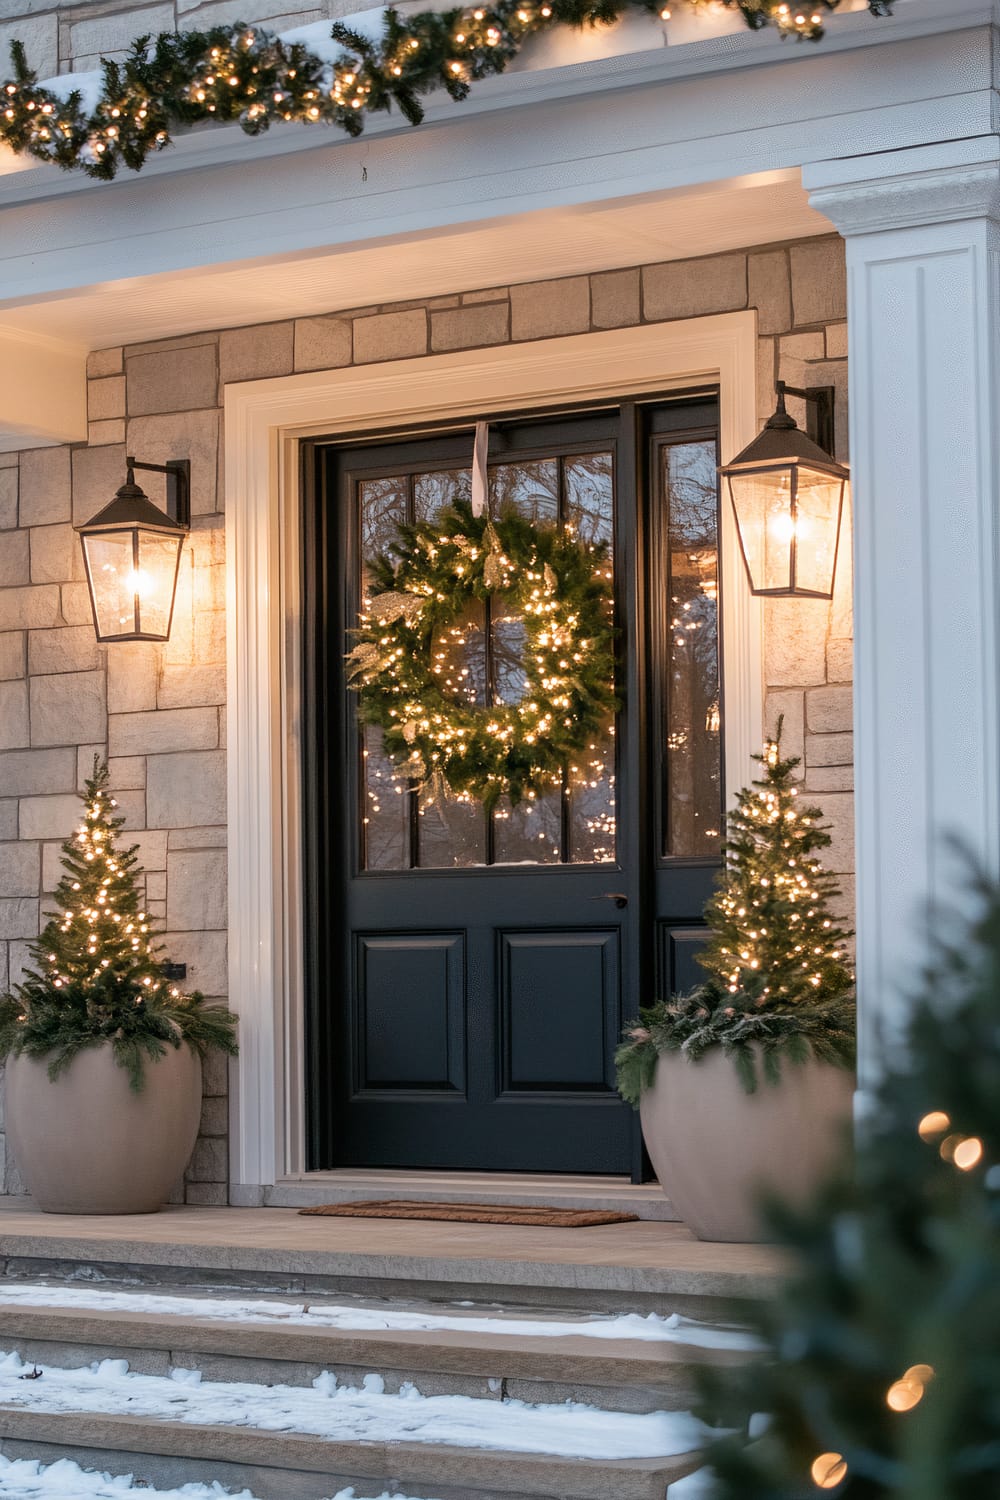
[595,892,628,909]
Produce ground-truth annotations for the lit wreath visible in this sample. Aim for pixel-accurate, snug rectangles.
[346,498,618,809]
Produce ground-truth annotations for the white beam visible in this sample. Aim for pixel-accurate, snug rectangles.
[805,134,1000,1087]
[0,326,86,451]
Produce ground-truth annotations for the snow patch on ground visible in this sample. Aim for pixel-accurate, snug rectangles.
[0,1284,759,1350]
[0,1350,708,1461]
[0,1455,430,1500]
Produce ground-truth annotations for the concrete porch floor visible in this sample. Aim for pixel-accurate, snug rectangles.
[0,1200,784,1314]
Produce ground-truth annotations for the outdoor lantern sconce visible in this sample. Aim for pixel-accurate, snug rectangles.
[720,382,849,599]
[77,456,191,642]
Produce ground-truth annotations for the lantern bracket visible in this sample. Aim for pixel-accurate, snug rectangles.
[772,382,835,458]
[126,456,191,530]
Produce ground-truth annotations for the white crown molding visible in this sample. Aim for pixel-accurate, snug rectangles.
[224,312,761,1189]
[805,136,1000,235]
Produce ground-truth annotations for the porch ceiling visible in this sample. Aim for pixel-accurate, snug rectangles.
[0,170,826,351]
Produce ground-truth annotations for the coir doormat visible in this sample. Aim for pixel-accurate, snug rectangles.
[298,1200,639,1228]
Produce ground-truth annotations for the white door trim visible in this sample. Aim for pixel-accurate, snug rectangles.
[224,312,762,1191]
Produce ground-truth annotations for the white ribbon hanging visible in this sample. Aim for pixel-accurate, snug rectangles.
[471,420,489,518]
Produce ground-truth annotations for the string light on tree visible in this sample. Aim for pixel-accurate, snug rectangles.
[0,0,895,179]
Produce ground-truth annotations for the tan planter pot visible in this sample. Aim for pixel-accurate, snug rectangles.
[5,1042,202,1215]
[639,1047,854,1243]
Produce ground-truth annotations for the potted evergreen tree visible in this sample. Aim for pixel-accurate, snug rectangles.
[0,761,238,1215]
[616,728,855,1242]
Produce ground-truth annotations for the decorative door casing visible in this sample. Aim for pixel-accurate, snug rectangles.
[223,314,760,1191]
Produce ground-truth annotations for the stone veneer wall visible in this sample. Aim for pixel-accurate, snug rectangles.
[0,234,854,1200]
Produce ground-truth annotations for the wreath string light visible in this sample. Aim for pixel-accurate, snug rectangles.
[346,497,618,810]
[1,1,895,181]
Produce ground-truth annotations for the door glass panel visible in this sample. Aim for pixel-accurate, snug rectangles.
[357,443,618,870]
[662,440,723,858]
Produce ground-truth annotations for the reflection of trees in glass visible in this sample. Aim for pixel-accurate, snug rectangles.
[362,725,409,871]
[565,454,614,546]
[360,478,406,586]
[490,460,558,525]
[494,790,562,864]
[664,442,722,857]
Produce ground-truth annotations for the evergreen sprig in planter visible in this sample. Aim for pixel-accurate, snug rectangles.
[616,726,855,1241]
[0,761,238,1214]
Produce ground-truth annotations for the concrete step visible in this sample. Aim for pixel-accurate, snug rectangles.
[0,1298,750,1413]
[0,1408,705,1500]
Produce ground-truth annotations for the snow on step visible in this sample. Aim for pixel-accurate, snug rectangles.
[0,1285,759,1351]
[0,1352,709,1461]
[0,1453,426,1500]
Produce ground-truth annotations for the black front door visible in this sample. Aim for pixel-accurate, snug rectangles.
[304,397,724,1174]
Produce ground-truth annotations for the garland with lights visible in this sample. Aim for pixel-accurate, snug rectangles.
[0,760,238,1091]
[616,723,855,1099]
[1,0,895,180]
[346,496,617,810]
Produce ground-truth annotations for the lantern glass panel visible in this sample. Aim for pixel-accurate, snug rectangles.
[83,532,139,639]
[793,464,844,597]
[136,530,184,638]
[728,469,794,594]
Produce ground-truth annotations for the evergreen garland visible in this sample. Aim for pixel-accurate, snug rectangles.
[0,1,896,181]
[702,872,1000,1498]
[616,723,855,1100]
[347,495,617,809]
[0,760,238,1091]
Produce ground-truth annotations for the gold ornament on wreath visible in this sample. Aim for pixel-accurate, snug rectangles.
[346,497,618,810]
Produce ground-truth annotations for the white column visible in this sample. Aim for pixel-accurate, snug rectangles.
[804,137,1000,1092]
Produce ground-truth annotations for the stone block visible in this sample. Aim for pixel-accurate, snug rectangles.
[29,524,77,585]
[807,764,853,794]
[0,14,56,79]
[806,684,853,734]
[293,317,353,373]
[41,840,64,893]
[193,611,226,665]
[87,349,124,379]
[353,310,427,364]
[60,582,96,627]
[0,469,16,531]
[756,336,776,421]
[185,1133,228,1183]
[88,420,127,448]
[107,642,159,714]
[30,670,106,748]
[0,843,40,898]
[790,238,847,327]
[779,331,825,363]
[830,493,853,631]
[764,597,829,687]
[168,826,227,849]
[806,731,853,767]
[764,690,804,774]
[110,707,218,757]
[106,755,146,790]
[826,637,853,684]
[202,1047,230,1097]
[0,633,24,681]
[126,342,218,416]
[147,750,226,828]
[164,929,227,997]
[71,444,126,528]
[0,749,76,798]
[68,3,173,58]
[463,287,507,304]
[0,681,29,750]
[0,899,37,940]
[131,830,168,872]
[430,303,509,353]
[0,531,29,587]
[643,254,747,322]
[0,803,16,841]
[167,849,227,931]
[125,410,220,516]
[185,1180,229,1206]
[510,277,589,342]
[220,322,294,384]
[28,626,102,677]
[109,789,144,830]
[19,792,80,840]
[748,248,791,335]
[590,269,640,330]
[18,449,71,529]
[826,322,848,358]
[7,938,33,991]
[87,377,126,422]
[157,665,225,709]
[816,790,854,874]
[199,1095,229,1137]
